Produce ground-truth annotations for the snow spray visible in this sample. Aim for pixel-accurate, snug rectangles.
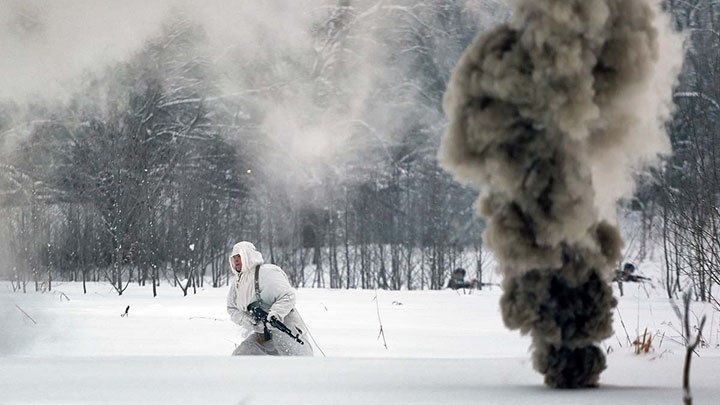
[439,0,683,388]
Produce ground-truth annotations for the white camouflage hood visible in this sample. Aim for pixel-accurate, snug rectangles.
[229,241,264,275]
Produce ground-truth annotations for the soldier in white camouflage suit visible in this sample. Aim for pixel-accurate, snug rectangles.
[226,241,313,356]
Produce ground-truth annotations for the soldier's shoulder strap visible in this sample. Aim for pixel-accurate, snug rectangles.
[254,264,262,302]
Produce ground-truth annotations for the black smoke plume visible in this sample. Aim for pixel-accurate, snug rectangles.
[440,0,683,388]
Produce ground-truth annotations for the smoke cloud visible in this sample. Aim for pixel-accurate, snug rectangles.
[440,0,683,388]
[1,0,488,201]
[0,0,323,99]
[0,0,175,102]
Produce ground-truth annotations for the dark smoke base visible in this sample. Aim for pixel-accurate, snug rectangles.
[502,267,617,388]
[536,344,607,389]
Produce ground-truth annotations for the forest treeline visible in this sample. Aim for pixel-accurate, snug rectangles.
[0,1,499,295]
[1,1,718,303]
[648,0,720,307]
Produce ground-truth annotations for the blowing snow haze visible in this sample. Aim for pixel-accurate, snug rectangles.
[0,0,511,204]
[440,0,684,388]
[0,0,361,188]
[0,1,512,293]
[0,0,175,102]
[0,0,322,100]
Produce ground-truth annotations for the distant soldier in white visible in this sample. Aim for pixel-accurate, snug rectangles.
[226,241,313,356]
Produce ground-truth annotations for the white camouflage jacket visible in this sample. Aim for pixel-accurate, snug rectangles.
[226,241,296,334]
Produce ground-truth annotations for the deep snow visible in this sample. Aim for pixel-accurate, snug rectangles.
[1,281,719,404]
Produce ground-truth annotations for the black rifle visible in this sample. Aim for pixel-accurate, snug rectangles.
[247,301,305,345]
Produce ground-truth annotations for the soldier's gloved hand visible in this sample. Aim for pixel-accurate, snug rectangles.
[247,313,265,333]
[267,310,281,324]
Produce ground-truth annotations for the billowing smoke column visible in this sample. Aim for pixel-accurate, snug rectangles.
[440,0,683,388]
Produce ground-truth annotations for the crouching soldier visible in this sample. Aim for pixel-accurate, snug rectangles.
[614,262,649,283]
[227,241,313,356]
[447,268,477,290]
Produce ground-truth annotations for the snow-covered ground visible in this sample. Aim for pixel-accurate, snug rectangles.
[2,281,719,404]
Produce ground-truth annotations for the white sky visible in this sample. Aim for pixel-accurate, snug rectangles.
[0,0,322,102]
